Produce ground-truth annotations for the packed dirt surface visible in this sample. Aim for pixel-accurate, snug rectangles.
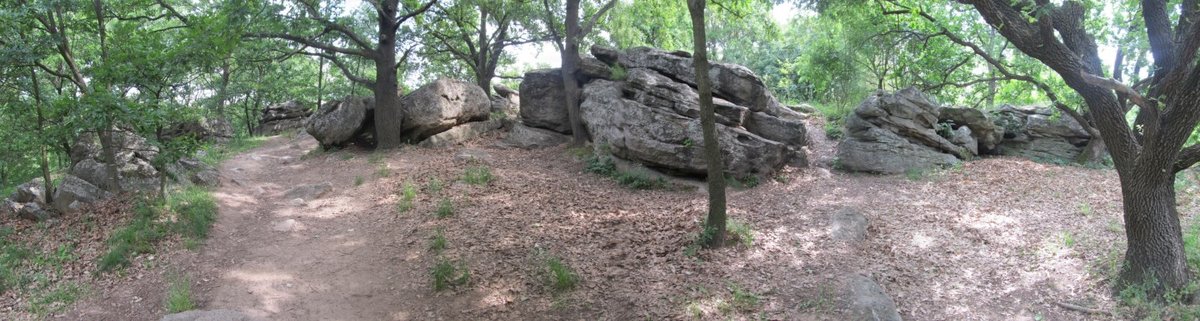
[45,127,1158,320]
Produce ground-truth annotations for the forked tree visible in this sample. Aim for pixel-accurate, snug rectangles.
[958,0,1200,295]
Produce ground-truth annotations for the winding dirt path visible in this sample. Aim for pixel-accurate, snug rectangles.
[191,135,432,320]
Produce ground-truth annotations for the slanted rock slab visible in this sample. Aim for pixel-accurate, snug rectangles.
[502,124,569,149]
[160,309,262,321]
[283,183,334,201]
[52,175,113,214]
[417,120,505,148]
[830,208,869,242]
[841,274,903,321]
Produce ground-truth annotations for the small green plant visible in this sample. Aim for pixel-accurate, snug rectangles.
[683,138,695,148]
[426,177,444,193]
[823,116,845,140]
[1061,231,1076,248]
[199,136,267,165]
[375,164,391,178]
[728,175,760,189]
[367,152,385,165]
[489,111,509,121]
[1078,203,1093,217]
[429,228,447,254]
[339,152,355,160]
[586,155,667,189]
[28,282,83,316]
[430,259,470,291]
[462,166,494,185]
[170,187,218,241]
[728,283,761,312]
[727,219,754,247]
[435,199,454,218]
[544,256,579,292]
[354,176,365,186]
[611,64,628,80]
[99,199,168,272]
[567,147,593,159]
[397,181,417,213]
[165,276,195,313]
[904,168,926,181]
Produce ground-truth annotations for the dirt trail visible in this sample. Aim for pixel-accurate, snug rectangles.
[190,135,433,320]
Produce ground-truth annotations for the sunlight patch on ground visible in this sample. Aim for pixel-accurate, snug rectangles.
[224,269,298,315]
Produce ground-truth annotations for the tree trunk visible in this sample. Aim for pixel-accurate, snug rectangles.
[374,0,404,149]
[317,55,325,108]
[687,0,727,249]
[30,67,54,203]
[562,0,587,144]
[1120,173,1190,295]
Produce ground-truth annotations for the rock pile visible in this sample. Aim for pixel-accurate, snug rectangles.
[836,88,1093,174]
[303,78,498,149]
[255,101,311,135]
[518,46,809,178]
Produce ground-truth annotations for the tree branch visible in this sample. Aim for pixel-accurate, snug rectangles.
[581,0,617,36]
[307,52,374,87]
[1175,143,1200,173]
[245,32,373,58]
[1079,71,1153,112]
[295,0,374,51]
[392,0,437,34]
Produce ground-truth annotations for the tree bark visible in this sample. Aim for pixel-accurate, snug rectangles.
[374,0,404,149]
[687,0,727,248]
[29,67,53,203]
[1120,174,1191,294]
[561,0,587,144]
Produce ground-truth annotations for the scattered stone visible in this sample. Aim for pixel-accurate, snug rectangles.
[519,69,570,134]
[191,168,221,187]
[255,101,312,135]
[51,175,112,214]
[841,274,903,321]
[160,309,262,321]
[17,202,52,221]
[273,219,300,232]
[1,200,19,217]
[454,149,493,164]
[502,124,569,149]
[306,96,375,148]
[939,107,1002,152]
[162,117,234,142]
[416,120,505,148]
[282,183,334,201]
[11,178,46,204]
[399,78,491,142]
[830,208,868,242]
[287,198,306,207]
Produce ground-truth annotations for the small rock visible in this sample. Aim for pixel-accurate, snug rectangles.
[11,178,46,204]
[830,208,868,242]
[454,149,493,164]
[287,198,306,206]
[841,274,903,321]
[0,200,20,217]
[273,219,299,232]
[191,169,221,187]
[502,124,569,149]
[17,202,51,221]
[282,183,333,201]
[160,309,263,321]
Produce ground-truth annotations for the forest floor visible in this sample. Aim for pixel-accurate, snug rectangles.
[6,122,1195,320]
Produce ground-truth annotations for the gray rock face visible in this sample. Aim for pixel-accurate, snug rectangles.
[841,274,903,321]
[578,57,612,81]
[1,200,18,217]
[490,95,518,115]
[69,130,161,193]
[830,208,868,242]
[17,202,51,221]
[417,120,505,148]
[163,118,234,142]
[519,69,570,134]
[617,46,778,113]
[306,96,375,148]
[160,309,262,321]
[493,83,517,98]
[399,78,491,142]
[837,90,963,174]
[283,183,333,201]
[256,101,312,135]
[939,107,1002,152]
[503,124,569,149]
[191,168,221,187]
[581,80,789,178]
[12,178,46,204]
[52,175,112,214]
[992,104,1092,163]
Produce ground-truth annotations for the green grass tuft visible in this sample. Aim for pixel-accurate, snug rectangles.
[585,155,667,190]
[462,166,494,185]
[429,228,447,254]
[199,136,267,166]
[435,199,454,219]
[426,178,444,193]
[431,259,470,291]
[397,181,417,214]
[545,256,579,292]
[727,219,755,247]
[164,276,195,313]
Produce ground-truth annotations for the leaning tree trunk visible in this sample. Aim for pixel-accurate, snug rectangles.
[1120,173,1190,295]
[374,1,403,149]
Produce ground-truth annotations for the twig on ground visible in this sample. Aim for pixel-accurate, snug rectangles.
[1055,301,1113,315]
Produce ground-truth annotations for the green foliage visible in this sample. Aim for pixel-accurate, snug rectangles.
[165,276,195,313]
[435,199,455,219]
[200,137,267,166]
[28,282,83,317]
[429,228,447,254]
[430,259,470,291]
[727,175,760,189]
[397,181,417,214]
[354,176,365,186]
[585,155,667,189]
[462,166,494,185]
[426,178,445,193]
[170,187,219,241]
[101,188,218,272]
[610,64,628,80]
[726,219,754,247]
[727,283,761,312]
[904,168,926,181]
[544,256,579,292]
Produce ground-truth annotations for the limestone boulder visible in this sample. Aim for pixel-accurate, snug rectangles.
[306,96,375,148]
[399,78,491,142]
[52,175,112,214]
[519,69,570,134]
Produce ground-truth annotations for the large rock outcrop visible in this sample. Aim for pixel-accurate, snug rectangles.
[69,130,161,193]
[993,105,1092,162]
[560,46,807,178]
[399,78,491,142]
[256,101,312,135]
[519,69,570,134]
[836,89,967,174]
[306,96,375,148]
